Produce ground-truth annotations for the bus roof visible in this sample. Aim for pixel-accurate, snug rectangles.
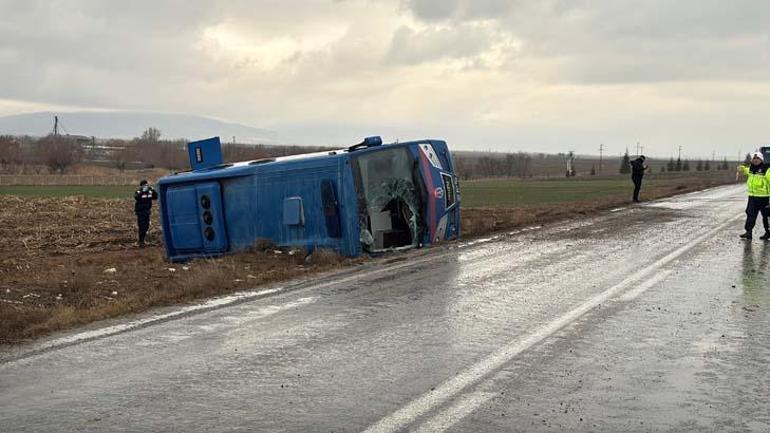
[159,139,437,185]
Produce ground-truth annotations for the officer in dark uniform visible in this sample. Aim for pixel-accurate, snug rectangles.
[629,155,648,203]
[134,179,158,247]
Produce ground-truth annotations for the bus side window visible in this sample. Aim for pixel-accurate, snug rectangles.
[321,180,342,238]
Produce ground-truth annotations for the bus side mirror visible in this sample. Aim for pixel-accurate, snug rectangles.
[347,136,383,152]
[187,137,223,171]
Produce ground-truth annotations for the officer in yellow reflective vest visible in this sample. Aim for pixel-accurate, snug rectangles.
[737,152,770,240]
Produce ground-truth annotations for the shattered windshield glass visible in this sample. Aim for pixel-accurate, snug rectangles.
[353,147,423,251]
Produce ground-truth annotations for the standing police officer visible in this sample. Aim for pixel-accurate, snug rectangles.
[134,179,158,247]
[629,155,649,203]
[737,152,770,241]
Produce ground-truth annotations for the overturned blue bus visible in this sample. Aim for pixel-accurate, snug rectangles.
[157,136,460,262]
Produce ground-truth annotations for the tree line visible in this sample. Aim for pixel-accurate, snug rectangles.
[619,150,730,174]
[0,131,740,178]
[0,128,332,174]
[452,152,534,180]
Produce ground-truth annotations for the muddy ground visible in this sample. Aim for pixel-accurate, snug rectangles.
[0,196,362,344]
[0,175,737,344]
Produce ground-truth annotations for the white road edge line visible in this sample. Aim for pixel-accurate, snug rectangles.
[3,240,481,363]
[616,269,674,302]
[413,392,498,433]
[362,213,742,433]
[10,287,283,358]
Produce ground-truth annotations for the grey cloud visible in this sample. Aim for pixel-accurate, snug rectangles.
[461,0,516,20]
[402,0,514,21]
[386,24,515,66]
[1,0,769,156]
[0,1,230,109]
[402,0,460,21]
[579,0,770,40]
[402,0,770,84]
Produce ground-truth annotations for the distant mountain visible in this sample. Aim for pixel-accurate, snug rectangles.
[0,111,276,143]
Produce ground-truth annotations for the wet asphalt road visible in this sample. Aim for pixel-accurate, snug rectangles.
[1,184,769,432]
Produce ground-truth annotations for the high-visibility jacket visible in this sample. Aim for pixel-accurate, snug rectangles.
[739,165,770,197]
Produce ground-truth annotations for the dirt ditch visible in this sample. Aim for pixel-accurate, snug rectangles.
[0,196,361,343]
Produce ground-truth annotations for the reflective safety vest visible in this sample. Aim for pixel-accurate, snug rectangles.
[740,165,770,197]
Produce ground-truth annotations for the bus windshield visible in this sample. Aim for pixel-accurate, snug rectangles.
[352,147,424,251]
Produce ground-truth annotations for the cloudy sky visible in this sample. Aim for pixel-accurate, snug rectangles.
[1,0,769,157]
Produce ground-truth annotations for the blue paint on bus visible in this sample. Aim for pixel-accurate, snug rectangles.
[157,136,460,262]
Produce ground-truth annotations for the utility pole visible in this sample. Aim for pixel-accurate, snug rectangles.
[599,143,604,174]
[52,114,60,151]
[636,141,640,157]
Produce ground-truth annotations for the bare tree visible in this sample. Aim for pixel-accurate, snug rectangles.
[504,153,516,177]
[515,152,531,178]
[134,127,162,168]
[0,135,22,172]
[109,139,136,171]
[37,134,83,174]
[140,127,161,144]
[157,139,188,170]
[452,153,473,180]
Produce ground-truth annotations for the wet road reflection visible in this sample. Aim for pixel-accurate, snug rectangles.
[1,185,766,432]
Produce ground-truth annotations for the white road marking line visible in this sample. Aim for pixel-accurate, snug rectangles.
[457,226,542,248]
[20,287,283,354]
[415,269,676,432]
[616,270,673,302]
[362,213,742,433]
[2,243,477,362]
[4,241,463,361]
[413,392,497,433]
[196,296,317,331]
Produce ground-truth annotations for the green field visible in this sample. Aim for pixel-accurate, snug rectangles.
[0,181,631,204]
[0,185,135,199]
[458,172,735,207]
[459,178,634,207]
[0,172,730,205]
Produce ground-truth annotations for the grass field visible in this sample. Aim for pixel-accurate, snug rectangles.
[2,180,638,204]
[460,178,631,206]
[0,185,135,199]
[459,172,735,207]
[0,172,734,204]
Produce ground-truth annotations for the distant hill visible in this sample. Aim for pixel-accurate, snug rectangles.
[0,111,275,143]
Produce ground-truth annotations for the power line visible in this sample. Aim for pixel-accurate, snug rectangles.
[58,120,70,135]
